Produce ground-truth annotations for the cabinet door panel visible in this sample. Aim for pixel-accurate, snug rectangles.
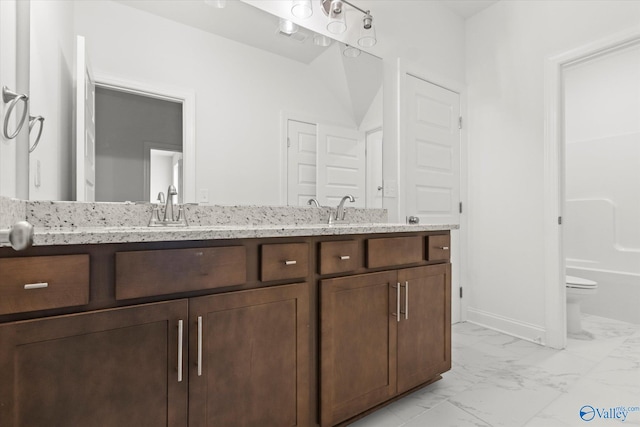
[397,264,451,394]
[320,271,397,427]
[0,300,189,427]
[189,283,310,427]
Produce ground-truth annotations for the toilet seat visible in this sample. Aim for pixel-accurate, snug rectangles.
[566,275,597,289]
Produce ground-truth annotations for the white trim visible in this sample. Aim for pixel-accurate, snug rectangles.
[467,307,546,345]
[92,72,197,203]
[543,26,640,349]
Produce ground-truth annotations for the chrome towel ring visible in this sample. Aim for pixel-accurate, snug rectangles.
[28,115,45,153]
[2,86,29,140]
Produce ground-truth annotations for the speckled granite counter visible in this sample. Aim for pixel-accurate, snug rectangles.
[1,196,458,247]
[31,223,458,246]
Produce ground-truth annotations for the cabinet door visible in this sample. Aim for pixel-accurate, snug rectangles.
[397,264,451,394]
[0,300,189,427]
[189,283,310,427]
[320,271,398,427]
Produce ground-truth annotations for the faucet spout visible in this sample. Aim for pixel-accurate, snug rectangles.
[307,198,320,207]
[333,194,355,223]
[163,185,178,222]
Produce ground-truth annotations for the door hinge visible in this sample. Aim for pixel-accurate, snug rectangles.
[458,116,463,130]
[287,137,291,148]
[459,287,463,298]
[558,216,562,225]
[459,202,463,214]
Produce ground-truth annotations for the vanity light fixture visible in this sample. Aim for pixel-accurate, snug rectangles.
[291,0,313,19]
[343,44,361,58]
[320,0,377,47]
[313,34,332,47]
[279,18,299,35]
[204,0,227,8]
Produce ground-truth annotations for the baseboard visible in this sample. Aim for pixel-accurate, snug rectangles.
[467,307,547,346]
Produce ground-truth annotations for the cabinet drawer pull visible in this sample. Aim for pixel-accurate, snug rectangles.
[197,315,203,377]
[438,246,450,250]
[391,283,400,322]
[339,255,350,260]
[405,281,409,320]
[284,260,297,266]
[24,282,48,290]
[177,320,184,383]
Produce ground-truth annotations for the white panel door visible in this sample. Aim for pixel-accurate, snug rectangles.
[405,75,460,225]
[75,35,96,202]
[317,125,365,208]
[287,119,317,206]
[405,75,461,323]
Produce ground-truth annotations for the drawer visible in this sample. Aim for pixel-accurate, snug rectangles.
[261,243,309,282]
[367,236,423,268]
[0,255,90,315]
[427,235,451,261]
[116,246,246,300]
[319,240,360,275]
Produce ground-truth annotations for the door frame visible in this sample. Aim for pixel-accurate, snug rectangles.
[396,59,468,323]
[542,27,640,349]
[92,72,196,203]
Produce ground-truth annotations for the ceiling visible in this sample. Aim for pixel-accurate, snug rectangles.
[439,0,499,19]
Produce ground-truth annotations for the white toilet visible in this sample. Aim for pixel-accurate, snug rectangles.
[566,275,598,334]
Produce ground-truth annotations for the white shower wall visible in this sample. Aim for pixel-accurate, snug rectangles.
[564,43,640,324]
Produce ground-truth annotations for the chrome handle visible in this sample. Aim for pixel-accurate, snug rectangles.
[391,283,400,322]
[2,86,29,140]
[197,315,203,377]
[28,115,45,153]
[439,246,450,250]
[24,282,48,290]
[405,281,409,320]
[339,255,350,260]
[177,319,183,382]
[284,260,297,265]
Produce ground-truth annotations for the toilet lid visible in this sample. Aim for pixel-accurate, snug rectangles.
[566,275,597,288]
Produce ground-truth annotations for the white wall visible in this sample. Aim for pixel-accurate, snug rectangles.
[74,0,359,206]
[564,44,640,323]
[465,1,640,341]
[29,0,74,201]
[0,0,19,198]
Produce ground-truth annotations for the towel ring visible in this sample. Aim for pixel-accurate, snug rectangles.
[2,86,29,140]
[28,115,45,153]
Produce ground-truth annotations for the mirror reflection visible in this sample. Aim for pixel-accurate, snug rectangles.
[27,0,383,207]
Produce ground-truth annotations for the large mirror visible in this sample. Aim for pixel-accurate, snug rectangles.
[26,0,383,207]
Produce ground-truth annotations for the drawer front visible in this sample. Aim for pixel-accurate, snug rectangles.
[261,243,309,282]
[427,235,451,261]
[319,240,360,275]
[116,246,246,300]
[0,255,90,315]
[367,236,423,269]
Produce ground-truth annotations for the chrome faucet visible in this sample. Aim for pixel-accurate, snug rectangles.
[149,185,188,227]
[163,185,178,222]
[329,195,355,224]
[307,198,320,207]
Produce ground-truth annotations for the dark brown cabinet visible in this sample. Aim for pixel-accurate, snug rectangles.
[320,271,398,426]
[397,264,451,394]
[0,300,189,427]
[189,282,310,427]
[320,264,451,427]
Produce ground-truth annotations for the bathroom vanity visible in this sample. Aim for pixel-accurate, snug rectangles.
[0,204,454,427]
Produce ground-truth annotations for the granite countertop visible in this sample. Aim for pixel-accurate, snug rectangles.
[31,223,459,246]
[1,196,458,248]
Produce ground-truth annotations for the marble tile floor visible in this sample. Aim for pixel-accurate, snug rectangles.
[351,314,640,427]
